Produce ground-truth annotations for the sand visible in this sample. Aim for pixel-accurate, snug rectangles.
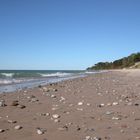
[0,70,140,140]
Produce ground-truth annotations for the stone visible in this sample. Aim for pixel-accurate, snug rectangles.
[37,129,44,135]
[98,103,105,107]
[135,103,139,106]
[14,125,22,130]
[23,90,27,93]
[76,126,81,131]
[112,102,119,106]
[84,136,92,140]
[45,113,50,117]
[60,96,65,102]
[54,119,60,123]
[0,100,6,107]
[17,105,26,109]
[97,93,102,96]
[11,100,19,106]
[31,98,39,102]
[78,102,83,106]
[0,129,5,133]
[112,117,121,120]
[93,137,102,140]
[105,111,113,115]
[77,108,83,111]
[53,89,58,92]
[42,87,49,92]
[87,103,91,106]
[52,114,60,119]
[51,95,56,98]
[58,125,68,131]
[27,95,36,99]
[107,103,112,106]
[8,120,17,124]
[120,129,124,133]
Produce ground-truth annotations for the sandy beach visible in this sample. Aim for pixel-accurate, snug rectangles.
[0,70,140,140]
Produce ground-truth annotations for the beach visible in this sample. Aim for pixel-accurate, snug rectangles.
[0,70,140,140]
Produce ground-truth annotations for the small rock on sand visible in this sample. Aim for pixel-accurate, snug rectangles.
[37,129,44,135]
[8,120,17,124]
[14,125,22,130]
[78,102,83,106]
[11,100,19,106]
[0,129,5,133]
[0,100,6,107]
[58,125,68,131]
[52,114,60,119]
[17,105,26,109]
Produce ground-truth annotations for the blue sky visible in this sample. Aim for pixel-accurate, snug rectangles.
[0,0,140,70]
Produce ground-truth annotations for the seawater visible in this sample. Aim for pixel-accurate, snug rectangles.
[0,70,90,93]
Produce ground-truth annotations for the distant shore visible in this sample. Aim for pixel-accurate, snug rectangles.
[0,70,140,140]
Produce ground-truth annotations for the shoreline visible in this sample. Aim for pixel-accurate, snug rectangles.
[0,70,140,140]
[0,70,107,94]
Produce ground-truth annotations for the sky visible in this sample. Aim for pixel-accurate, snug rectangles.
[0,0,140,70]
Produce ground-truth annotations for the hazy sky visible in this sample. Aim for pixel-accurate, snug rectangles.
[0,0,140,70]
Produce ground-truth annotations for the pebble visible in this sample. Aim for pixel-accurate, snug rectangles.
[87,103,91,106]
[53,89,58,92]
[11,100,19,106]
[37,128,45,135]
[17,105,26,109]
[120,129,124,133]
[112,102,119,106]
[78,102,83,106]
[45,113,50,117]
[27,95,36,99]
[97,93,102,96]
[93,137,102,140]
[51,95,56,98]
[84,136,92,140]
[77,108,83,111]
[52,114,60,119]
[42,87,49,92]
[58,125,68,131]
[0,100,6,107]
[54,119,60,123]
[31,98,39,102]
[60,96,65,102]
[107,103,112,106]
[105,111,113,115]
[0,129,5,133]
[14,125,22,130]
[8,120,17,124]
[112,117,121,120]
[98,103,105,107]
[37,112,50,117]
[52,107,58,111]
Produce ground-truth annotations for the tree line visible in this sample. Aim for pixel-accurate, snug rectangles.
[87,52,140,70]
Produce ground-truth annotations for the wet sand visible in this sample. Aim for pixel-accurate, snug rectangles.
[0,70,140,140]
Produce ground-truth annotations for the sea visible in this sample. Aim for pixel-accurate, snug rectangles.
[0,70,99,93]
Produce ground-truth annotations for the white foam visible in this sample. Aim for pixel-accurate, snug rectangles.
[39,72,72,77]
[0,79,30,85]
[1,73,14,77]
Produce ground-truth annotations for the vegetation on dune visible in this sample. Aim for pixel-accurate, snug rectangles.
[87,52,140,70]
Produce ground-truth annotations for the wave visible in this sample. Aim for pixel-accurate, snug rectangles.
[0,79,23,85]
[0,72,73,78]
[39,72,72,77]
[1,73,14,77]
[0,78,35,85]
